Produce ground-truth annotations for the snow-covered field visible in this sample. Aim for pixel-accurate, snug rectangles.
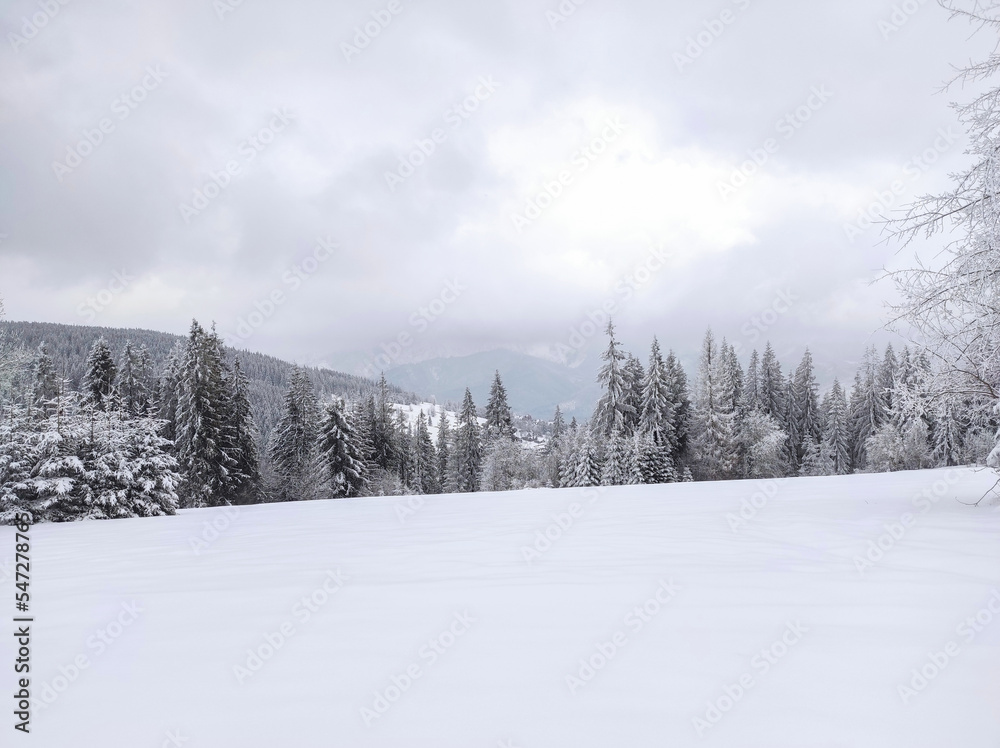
[4,468,1000,747]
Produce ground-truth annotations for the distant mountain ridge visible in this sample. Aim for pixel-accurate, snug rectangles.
[385,348,601,419]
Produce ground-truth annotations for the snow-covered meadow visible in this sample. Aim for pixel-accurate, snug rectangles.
[4,467,1000,747]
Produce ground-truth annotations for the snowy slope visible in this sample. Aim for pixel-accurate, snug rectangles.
[3,468,1000,747]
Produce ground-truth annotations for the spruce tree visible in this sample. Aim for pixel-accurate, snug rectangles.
[640,337,676,449]
[593,321,634,436]
[175,322,236,507]
[790,349,822,466]
[268,365,321,502]
[319,397,367,498]
[32,342,60,417]
[410,410,438,495]
[451,388,482,493]
[691,329,736,480]
[821,379,851,474]
[224,357,262,504]
[83,337,117,410]
[485,370,515,442]
[664,349,690,465]
[436,410,452,492]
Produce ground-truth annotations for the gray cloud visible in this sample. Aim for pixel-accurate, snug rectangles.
[0,0,991,384]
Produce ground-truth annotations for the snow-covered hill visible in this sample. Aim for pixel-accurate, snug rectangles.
[4,468,1000,747]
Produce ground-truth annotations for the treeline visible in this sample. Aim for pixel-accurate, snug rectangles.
[3,316,995,524]
[0,320,416,446]
[0,320,418,522]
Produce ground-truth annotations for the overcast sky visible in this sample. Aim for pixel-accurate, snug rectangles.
[0,0,991,384]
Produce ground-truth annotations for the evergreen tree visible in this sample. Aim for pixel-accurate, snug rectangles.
[268,365,321,503]
[32,342,60,417]
[593,321,634,436]
[759,342,786,421]
[175,322,237,507]
[83,337,117,410]
[485,370,515,442]
[664,350,691,465]
[451,389,482,493]
[849,346,885,470]
[622,354,645,436]
[821,379,851,475]
[799,435,834,477]
[790,348,822,466]
[691,329,736,480]
[319,397,367,498]
[640,337,676,450]
[371,374,398,472]
[481,438,523,492]
[743,349,763,413]
[436,410,452,492]
[117,341,153,416]
[409,410,438,495]
[572,427,601,487]
[224,357,262,504]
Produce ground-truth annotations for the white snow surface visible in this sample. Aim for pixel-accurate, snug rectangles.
[4,468,1000,747]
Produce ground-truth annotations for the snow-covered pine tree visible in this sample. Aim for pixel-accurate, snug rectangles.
[640,337,676,451]
[849,346,886,470]
[572,426,602,487]
[636,430,674,484]
[117,341,153,416]
[435,410,452,492]
[821,379,851,475]
[319,396,367,498]
[798,435,834,477]
[790,348,822,467]
[83,337,117,411]
[32,342,60,418]
[451,388,482,493]
[622,354,645,437]
[743,349,763,414]
[593,321,634,436]
[664,349,690,465]
[224,356,262,504]
[759,342,786,422]
[409,410,438,495]
[371,374,398,473]
[175,322,238,507]
[485,370,515,442]
[690,328,736,480]
[268,365,321,503]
